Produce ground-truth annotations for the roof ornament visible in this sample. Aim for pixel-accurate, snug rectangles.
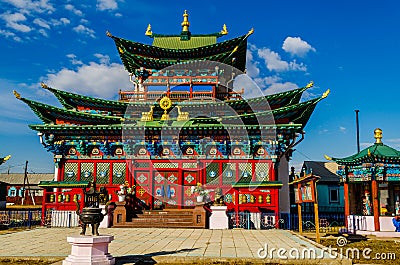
[247,28,254,36]
[106,31,112,37]
[160,96,172,121]
[324,154,332,160]
[181,10,190,32]
[220,24,228,35]
[322,89,330,99]
[145,24,152,36]
[13,90,21,99]
[306,81,314,88]
[177,106,189,121]
[41,82,48,89]
[141,106,154,122]
[374,128,383,144]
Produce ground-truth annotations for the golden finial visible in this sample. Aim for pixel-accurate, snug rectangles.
[247,28,254,36]
[324,154,332,161]
[145,24,152,36]
[4,155,11,161]
[106,31,112,37]
[118,47,124,54]
[374,128,382,144]
[368,149,371,156]
[220,24,228,35]
[322,89,330,99]
[13,90,21,99]
[181,10,190,32]
[306,81,314,88]
[41,82,48,89]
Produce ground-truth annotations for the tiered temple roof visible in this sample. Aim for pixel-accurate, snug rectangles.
[326,128,400,165]
[15,11,328,160]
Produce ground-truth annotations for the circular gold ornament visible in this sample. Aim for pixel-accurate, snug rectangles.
[159,96,172,110]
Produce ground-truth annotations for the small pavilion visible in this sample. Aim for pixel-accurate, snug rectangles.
[326,128,400,232]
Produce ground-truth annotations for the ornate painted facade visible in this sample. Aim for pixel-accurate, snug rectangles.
[16,11,326,225]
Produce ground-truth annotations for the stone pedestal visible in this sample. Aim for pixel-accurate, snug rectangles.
[99,205,109,228]
[209,205,229,229]
[63,235,115,265]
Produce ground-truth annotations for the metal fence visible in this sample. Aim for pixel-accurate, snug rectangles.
[0,210,42,228]
[226,211,345,232]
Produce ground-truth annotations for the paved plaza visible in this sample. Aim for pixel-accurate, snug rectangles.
[0,227,350,264]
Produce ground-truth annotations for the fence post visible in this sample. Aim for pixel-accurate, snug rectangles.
[28,210,32,229]
[68,211,72,228]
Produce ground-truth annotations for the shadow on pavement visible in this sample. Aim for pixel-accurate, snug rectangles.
[115,248,199,264]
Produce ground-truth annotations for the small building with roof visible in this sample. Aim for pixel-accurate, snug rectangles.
[290,161,344,215]
[327,128,400,233]
[0,173,54,206]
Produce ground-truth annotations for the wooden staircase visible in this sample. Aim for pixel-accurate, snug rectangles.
[112,203,207,228]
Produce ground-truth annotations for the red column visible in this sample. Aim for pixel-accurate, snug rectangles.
[371,180,380,231]
[344,182,349,227]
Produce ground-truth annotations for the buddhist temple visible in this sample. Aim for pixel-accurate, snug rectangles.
[327,128,400,233]
[15,11,327,228]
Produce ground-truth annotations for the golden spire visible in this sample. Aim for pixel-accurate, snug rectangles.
[181,10,190,32]
[145,24,152,36]
[106,30,112,37]
[4,155,11,161]
[374,128,383,144]
[322,89,330,98]
[220,24,228,35]
[324,154,332,160]
[247,28,254,36]
[41,82,48,89]
[306,81,314,88]
[13,90,21,99]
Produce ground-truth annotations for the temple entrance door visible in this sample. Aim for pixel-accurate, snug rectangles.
[153,171,180,209]
[182,171,199,207]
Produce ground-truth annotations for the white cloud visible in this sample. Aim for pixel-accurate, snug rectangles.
[38,28,47,37]
[66,54,83,65]
[339,126,346,133]
[33,18,50,29]
[282,37,316,57]
[0,12,31,32]
[3,0,55,14]
[257,48,289,72]
[245,49,259,78]
[115,13,122,17]
[257,47,308,72]
[42,61,132,99]
[97,0,119,11]
[0,29,21,41]
[264,82,298,95]
[65,4,83,16]
[50,17,70,26]
[94,54,110,64]
[73,24,95,38]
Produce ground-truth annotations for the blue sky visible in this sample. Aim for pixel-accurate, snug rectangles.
[1,0,400,173]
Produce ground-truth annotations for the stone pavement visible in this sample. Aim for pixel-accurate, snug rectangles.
[0,227,351,264]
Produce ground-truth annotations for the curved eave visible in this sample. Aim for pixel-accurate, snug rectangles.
[216,97,322,126]
[110,33,249,60]
[232,181,283,188]
[38,181,89,188]
[118,46,245,73]
[18,97,123,125]
[331,143,400,165]
[43,85,127,111]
